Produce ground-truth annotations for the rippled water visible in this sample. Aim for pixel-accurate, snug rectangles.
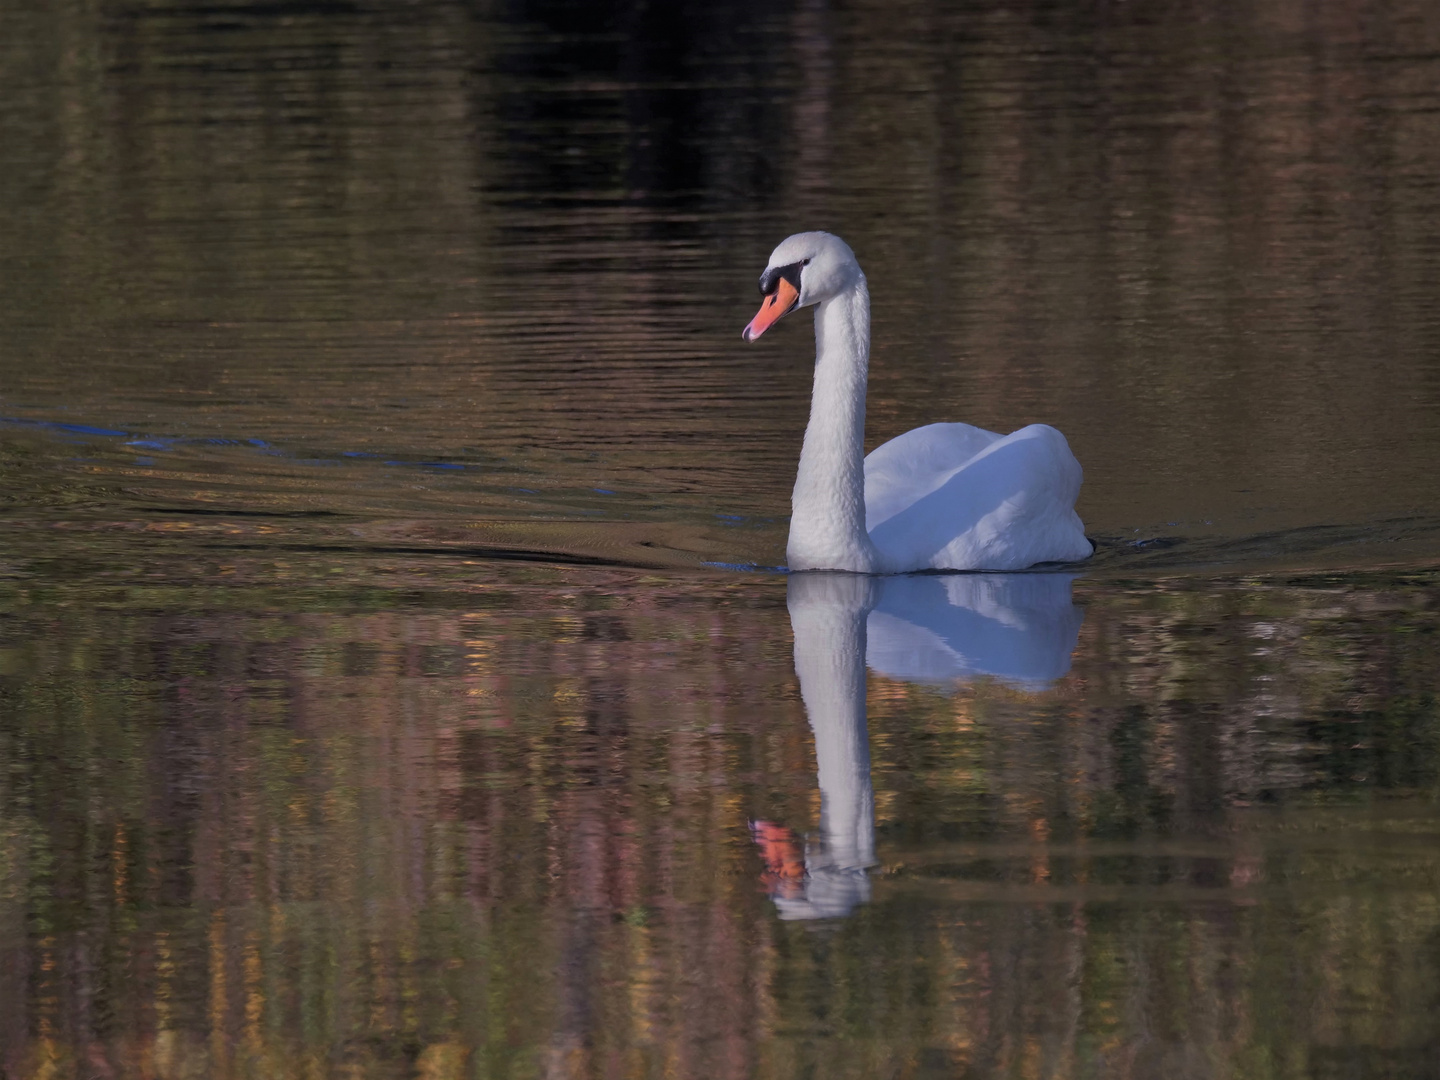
[3,0,1440,1077]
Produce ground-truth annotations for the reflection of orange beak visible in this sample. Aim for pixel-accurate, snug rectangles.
[751,820,806,897]
[742,278,800,341]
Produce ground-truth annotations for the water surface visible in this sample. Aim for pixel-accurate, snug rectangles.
[3,0,1440,1076]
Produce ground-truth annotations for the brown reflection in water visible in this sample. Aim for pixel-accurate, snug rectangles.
[1,0,1438,555]
[1,558,1439,1077]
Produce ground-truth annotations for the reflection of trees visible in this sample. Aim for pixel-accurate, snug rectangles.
[1,564,1439,1077]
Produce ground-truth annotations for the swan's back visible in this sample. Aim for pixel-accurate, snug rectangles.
[864,422,1090,572]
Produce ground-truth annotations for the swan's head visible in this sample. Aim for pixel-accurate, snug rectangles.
[742,231,862,342]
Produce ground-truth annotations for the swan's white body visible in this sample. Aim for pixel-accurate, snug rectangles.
[744,231,1091,573]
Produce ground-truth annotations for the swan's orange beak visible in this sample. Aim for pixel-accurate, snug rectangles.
[743,278,800,341]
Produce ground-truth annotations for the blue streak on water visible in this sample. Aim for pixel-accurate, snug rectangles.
[53,422,131,437]
[2,414,539,502]
[1,416,131,438]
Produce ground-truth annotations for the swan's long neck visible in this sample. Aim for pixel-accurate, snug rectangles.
[788,276,879,573]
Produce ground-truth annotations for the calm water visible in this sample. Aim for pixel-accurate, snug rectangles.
[4,0,1440,1077]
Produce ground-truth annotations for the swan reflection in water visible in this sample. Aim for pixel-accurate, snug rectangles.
[754,572,1083,921]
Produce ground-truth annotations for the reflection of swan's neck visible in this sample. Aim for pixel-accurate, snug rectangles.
[788,278,879,573]
[789,574,877,877]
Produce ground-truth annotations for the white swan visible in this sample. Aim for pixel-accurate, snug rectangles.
[743,231,1092,573]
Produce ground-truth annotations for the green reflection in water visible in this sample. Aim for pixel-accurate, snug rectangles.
[1,551,1439,1078]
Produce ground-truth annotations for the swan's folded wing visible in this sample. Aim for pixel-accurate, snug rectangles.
[868,424,1089,571]
[864,422,1003,531]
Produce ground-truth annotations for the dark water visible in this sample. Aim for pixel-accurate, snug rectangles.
[4,0,1440,1077]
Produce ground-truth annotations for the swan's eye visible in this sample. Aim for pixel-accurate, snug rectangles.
[802,258,811,266]
[759,261,807,297]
